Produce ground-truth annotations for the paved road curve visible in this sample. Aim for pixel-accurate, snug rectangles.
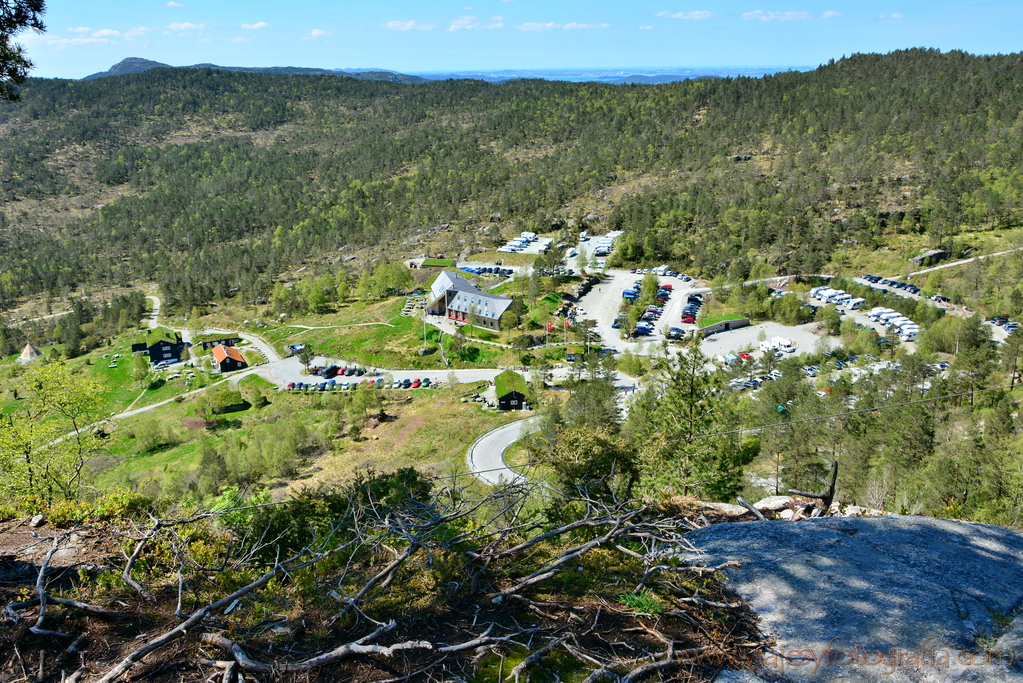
[466,416,542,485]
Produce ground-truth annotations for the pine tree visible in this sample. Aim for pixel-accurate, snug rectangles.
[640,342,740,499]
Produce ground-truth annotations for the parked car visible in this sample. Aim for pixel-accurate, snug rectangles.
[421,377,431,387]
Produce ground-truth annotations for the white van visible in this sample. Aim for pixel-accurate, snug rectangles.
[878,311,901,324]
[848,297,866,310]
[869,308,894,321]
[901,329,919,342]
[833,293,853,305]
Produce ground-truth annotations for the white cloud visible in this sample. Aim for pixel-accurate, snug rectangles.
[167,22,205,30]
[92,29,121,37]
[821,10,842,18]
[67,26,91,33]
[166,1,183,6]
[241,21,269,29]
[639,25,654,29]
[39,36,115,47]
[741,10,813,21]
[448,15,504,31]
[229,36,251,42]
[125,27,155,39]
[516,22,559,31]
[382,20,436,30]
[656,11,717,19]
[303,28,332,39]
[880,12,904,19]
[514,21,609,31]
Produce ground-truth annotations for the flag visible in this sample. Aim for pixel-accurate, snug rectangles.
[564,318,570,329]
[547,321,553,332]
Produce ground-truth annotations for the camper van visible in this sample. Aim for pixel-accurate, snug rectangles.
[815,288,836,301]
[848,297,866,310]
[901,329,919,342]
[878,311,902,324]
[869,308,895,322]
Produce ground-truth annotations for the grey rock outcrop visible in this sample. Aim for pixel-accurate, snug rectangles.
[754,496,793,511]
[910,249,949,266]
[687,516,1023,682]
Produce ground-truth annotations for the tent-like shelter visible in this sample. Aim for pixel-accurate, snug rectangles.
[17,343,41,363]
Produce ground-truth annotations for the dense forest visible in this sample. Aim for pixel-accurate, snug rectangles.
[2,49,1023,311]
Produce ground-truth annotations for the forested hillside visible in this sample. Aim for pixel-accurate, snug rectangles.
[2,49,1023,311]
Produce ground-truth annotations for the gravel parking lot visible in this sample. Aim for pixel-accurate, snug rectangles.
[574,269,703,354]
[700,321,838,359]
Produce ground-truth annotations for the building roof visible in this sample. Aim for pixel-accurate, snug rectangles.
[196,334,240,344]
[141,327,181,347]
[212,344,246,364]
[432,271,513,320]
[17,343,41,362]
[494,369,528,398]
[431,271,478,299]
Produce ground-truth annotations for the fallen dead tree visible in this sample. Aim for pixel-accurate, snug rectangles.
[0,474,764,682]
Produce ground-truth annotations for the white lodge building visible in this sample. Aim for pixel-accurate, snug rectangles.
[426,271,513,330]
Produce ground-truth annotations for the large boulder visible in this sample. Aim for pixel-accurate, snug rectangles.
[910,249,949,267]
[687,516,1023,682]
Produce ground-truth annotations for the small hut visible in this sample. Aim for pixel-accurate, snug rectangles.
[495,370,529,411]
[17,343,41,363]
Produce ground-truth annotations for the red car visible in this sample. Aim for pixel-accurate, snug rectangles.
[412,378,422,388]
[738,352,752,360]
[680,315,696,324]
[660,284,673,290]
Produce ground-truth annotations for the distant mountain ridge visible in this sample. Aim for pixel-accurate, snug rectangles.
[410,66,808,83]
[83,57,427,83]
[83,58,807,85]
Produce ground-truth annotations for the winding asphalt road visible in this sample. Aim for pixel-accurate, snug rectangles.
[466,416,542,485]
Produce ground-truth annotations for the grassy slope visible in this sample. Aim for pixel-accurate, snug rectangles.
[91,377,520,496]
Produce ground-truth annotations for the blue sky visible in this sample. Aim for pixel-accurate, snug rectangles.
[18,0,1023,79]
